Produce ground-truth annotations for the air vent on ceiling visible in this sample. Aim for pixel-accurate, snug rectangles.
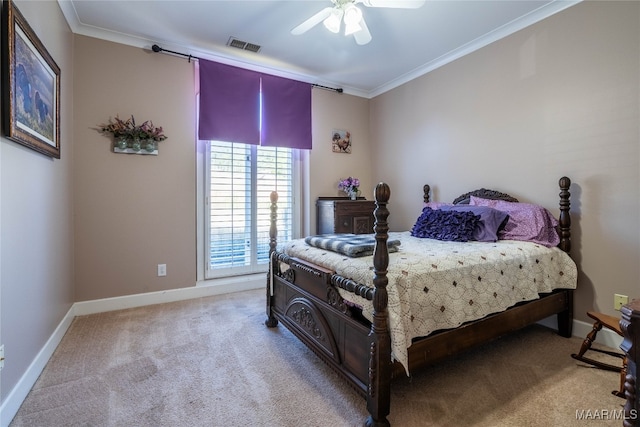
[227,37,261,53]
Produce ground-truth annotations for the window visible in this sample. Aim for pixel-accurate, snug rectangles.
[205,140,296,278]
[197,59,310,282]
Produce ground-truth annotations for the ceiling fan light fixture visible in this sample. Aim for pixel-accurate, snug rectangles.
[343,4,362,26]
[344,4,363,36]
[323,9,343,33]
[294,0,413,45]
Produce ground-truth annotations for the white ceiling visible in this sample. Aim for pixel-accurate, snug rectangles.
[57,0,579,98]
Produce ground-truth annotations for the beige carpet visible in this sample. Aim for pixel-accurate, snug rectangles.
[10,289,626,427]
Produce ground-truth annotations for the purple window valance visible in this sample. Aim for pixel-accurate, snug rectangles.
[198,59,312,150]
[261,74,311,149]
[198,60,260,145]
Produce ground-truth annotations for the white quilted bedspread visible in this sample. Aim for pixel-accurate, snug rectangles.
[279,231,578,374]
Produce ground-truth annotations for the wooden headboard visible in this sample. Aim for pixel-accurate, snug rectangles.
[420,178,571,253]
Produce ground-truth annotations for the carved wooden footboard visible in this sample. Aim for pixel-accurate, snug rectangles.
[267,250,373,393]
[265,185,392,426]
[620,299,640,426]
[264,187,389,401]
[266,178,574,427]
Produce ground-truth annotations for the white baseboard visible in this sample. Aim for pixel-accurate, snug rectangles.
[73,274,264,316]
[0,277,264,427]
[0,306,75,427]
[1,290,623,427]
[538,315,623,350]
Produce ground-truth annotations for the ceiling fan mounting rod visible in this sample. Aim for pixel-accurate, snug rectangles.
[336,0,356,7]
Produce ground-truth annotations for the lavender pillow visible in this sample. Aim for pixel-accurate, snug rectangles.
[439,205,509,242]
[469,196,560,247]
[411,207,480,242]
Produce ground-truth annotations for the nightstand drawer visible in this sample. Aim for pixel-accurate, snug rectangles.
[335,201,375,214]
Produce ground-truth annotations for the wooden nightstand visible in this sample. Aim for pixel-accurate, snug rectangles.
[316,197,376,235]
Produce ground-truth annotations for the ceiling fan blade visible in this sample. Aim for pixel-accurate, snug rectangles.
[291,7,333,35]
[353,18,372,45]
[360,0,426,8]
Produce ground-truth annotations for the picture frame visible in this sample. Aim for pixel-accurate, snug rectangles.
[2,0,61,158]
[331,129,351,154]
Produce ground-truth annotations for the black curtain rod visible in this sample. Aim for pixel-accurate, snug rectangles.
[312,84,344,93]
[152,44,196,62]
[151,44,343,93]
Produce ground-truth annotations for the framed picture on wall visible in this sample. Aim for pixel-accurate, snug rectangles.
[1,0,61,158]
[331,129,351,154]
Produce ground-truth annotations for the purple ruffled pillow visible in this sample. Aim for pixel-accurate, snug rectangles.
[410,207,480,242]
[439,205,509,242]
[469,196,560,247]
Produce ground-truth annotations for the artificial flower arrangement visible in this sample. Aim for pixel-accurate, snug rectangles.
[338,176,360,198]
[99,114,167,141]
[98,114,167,152]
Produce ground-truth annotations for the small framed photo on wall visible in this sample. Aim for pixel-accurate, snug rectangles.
[331,129,351,154]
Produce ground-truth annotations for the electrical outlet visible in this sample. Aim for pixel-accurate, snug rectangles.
[157,264,167,277]
[0,345,5,371]
[614,294,628,311]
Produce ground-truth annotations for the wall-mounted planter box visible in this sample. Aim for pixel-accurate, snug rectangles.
[113,138,158,155]
[113,146,158,155]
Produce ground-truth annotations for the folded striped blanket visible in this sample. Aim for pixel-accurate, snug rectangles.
[304,233,401,257]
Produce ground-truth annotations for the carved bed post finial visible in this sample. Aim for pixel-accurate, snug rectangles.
[365,182,392,427]
[558,176,571,254]
[423,184,430,204]
[620,299,640,427]
[265,191,279,328]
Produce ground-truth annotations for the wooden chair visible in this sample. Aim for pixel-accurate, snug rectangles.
[571,311,626,398]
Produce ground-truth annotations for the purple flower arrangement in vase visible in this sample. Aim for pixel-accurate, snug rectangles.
[338,176,360,200]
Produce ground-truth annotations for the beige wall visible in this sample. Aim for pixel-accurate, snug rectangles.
[0,0,74,407]
[73,36,197,301]
[369,1,640,322]
[308,89,372,235]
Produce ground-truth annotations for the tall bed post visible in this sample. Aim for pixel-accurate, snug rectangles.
[365,183,392,427]
[620,299,640,426]
[265,191,279,328]
[556,176,573,337]
[558,176,571,254]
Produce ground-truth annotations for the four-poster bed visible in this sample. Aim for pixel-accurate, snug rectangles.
[265,177,580,426]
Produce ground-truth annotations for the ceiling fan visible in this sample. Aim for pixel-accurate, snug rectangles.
[291,0,426,45]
